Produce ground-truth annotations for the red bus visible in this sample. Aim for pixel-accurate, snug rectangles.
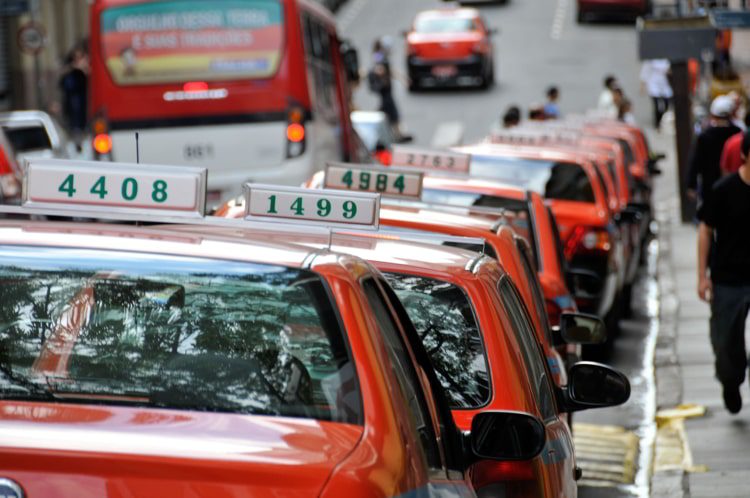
[89,0,361,201]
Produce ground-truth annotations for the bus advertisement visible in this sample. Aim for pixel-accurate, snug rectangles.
[89,0,361,202]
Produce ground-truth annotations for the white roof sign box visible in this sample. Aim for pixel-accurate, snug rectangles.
[324,162,423,200]
[391,146,471,173]
[244,184,380,230]
[22,159,207,218]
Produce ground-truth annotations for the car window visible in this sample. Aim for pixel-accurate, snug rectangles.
[618,138,635,166]
[0,246,361,424]
[384,273,490,409]
[592,160,613,204]
[470,155,595,204]
[414,16,474,33]
[1,126,52,152]
[421,188,539,269]
[497,277,557,421]
[361,278,443,471]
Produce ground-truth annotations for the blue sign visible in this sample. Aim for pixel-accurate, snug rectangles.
[712,9,750,29]
[0,0,29,16]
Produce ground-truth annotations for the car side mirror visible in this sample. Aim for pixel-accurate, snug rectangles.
[561,362,630,412]
[554,312,606,345]
[469,410,546,461]
[614,206,642,225]
[567,267,601,300]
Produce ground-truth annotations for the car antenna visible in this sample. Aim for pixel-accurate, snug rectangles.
[135,132,140,164]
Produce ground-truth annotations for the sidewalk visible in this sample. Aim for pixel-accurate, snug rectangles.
[650,128,750,498]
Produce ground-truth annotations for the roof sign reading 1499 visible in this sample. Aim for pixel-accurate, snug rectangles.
[244,184,380,230]
[391,146,471,173]
[22,159,207,217]
[324,162,423,199]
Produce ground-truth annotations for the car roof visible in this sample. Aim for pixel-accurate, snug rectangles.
[457,142,588,162]
[381,203,499,232]
[0,218,322,270]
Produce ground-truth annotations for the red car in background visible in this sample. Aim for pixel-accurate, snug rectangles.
[405,7,496,91]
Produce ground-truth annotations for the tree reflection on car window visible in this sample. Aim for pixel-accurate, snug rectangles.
[384,273,490,409]
[0,246,361,424]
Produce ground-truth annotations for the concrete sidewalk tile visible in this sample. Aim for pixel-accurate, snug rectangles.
[689,471,750,498]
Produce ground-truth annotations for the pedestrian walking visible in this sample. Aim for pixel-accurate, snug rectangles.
[687,95,741,203]
[597,75,619,117]
[640,59,673,131]
[367,37,411,143]
[528,103,546,121]
[696,129,750,414]
[544,86,560,119]
[59,45,89,149]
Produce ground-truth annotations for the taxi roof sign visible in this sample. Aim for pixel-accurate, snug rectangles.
[391,146,471,174]
[244,184,380,230]
[488,128,581,146]
[324,162,424,200]
[23,159,207,218]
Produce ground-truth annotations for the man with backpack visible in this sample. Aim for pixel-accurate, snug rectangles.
[368,37,412,143]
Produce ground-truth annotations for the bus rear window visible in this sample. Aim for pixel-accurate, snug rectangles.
[100,0,284,85]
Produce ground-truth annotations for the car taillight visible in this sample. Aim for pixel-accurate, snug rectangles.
[93,133,113,155]
[286,105,307,159]
[0,146,13,175]
[564,225,612,259]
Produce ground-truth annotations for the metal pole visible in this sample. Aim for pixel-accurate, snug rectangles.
[30,0,43,110]
[671,61,695,222]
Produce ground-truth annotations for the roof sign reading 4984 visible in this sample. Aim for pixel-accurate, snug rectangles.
[324,162,423,199]
[22,159,207,218]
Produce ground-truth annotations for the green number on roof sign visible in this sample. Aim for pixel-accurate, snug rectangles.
[152,180,168,203]
[121,178,138,201]
[393,175,405,193]
[342,170,353,188]
[58,174,76,198]
[343,200,357,219]
[90,176,108,199]
[291,197,304,216]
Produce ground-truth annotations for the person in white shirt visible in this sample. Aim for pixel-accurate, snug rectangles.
[640,59,673,130]
[597,75,618,118]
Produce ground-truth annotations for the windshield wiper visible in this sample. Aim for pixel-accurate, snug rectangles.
[0,363,56,401]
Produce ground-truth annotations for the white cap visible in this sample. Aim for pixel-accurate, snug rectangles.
[710,95,735,118]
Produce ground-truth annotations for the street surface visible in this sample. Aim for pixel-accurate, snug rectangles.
[339,1,661,497]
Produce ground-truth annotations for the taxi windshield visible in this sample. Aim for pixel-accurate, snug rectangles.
[0,246,361,424]
[384,273,490,409]
[470,155,595,204]
[414,16,475,33]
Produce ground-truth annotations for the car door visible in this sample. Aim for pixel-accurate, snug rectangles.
[497,277,577,498]
[361,277,476,497]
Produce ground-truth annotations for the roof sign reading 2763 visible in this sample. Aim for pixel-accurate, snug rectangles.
[391,146,471,173]
[324,162,423,199]
[244,184,380,229]
[23,159,207,217]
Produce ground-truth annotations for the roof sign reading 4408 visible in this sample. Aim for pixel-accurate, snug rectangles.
[244,184,380,230]
[324,162,423,199]
[391,146,471,173]
[23,159,207,218]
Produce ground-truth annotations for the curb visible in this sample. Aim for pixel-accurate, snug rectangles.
[650,199,689,498]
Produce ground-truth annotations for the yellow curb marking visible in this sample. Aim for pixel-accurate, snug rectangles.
[653,403,708,474]
[573,422,640,487]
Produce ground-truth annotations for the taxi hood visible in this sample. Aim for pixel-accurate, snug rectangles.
[0,401,363,498]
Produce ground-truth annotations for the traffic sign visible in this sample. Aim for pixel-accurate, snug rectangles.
[17,22,46,55]
[712,9,750,29]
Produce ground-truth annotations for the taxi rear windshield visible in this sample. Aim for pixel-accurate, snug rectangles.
[0,247,361,424]
[470,155,595,204]
[420,189,539,269]
[414,17,475,33]
[100,0,284,85]
[384,273,490,409]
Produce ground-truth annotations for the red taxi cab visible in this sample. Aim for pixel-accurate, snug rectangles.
[450,143,622,328]
[0,159,549,498]
[405,8,496,90]
[214,185,630,498]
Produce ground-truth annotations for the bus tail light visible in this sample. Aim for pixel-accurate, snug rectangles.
[286,105,306,159]
[91,112,113,160]
[564,226,612,259]
[93,133,113,155]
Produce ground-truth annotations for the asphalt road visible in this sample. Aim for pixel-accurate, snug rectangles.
[336,1,660,496]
